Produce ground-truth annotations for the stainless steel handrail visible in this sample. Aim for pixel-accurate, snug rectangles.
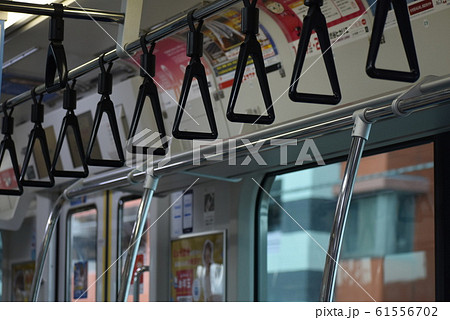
[118,173,159,302]
[0,0,125,23]
[155,77,450,176]
[133,266,150,302]
[319,111,372,301]
[30,192,66,302]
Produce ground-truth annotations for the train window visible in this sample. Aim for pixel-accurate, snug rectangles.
[66,206,98,302]
[258,143,434,301]
[118,197,150,302]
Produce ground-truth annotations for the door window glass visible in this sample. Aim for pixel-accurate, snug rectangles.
[67,207,98,301]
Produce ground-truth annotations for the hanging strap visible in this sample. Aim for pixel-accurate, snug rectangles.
[0,101,23,195]
[366,0,420,82]
[85,54,125,167]
[127,38,168,156]
[51,81,89,178]
[226,0,274,124]
[45,3,68,93]
[172,10,218,140]
[20,88,55,187]
[289,0,341,105]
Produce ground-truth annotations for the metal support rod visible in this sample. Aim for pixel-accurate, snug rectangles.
[181,170,242,183]
[0,0,125,23]
[319,110,373,302]
[30,190,70,301]
[117,172,159,302]
[133,266,150,302]
[4,0,240,110]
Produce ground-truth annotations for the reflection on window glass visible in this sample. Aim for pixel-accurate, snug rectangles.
[260,143,434,301]
[67,207,97,302]
[119,198,150,302]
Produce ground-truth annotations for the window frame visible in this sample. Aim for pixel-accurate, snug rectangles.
[255,133,449,301]
[116,195,142,292]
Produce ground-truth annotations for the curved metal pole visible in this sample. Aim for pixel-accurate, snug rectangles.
[30,193,66,301]
[319,110,373,302]
[133,266,150,302]
[118,172,159,302]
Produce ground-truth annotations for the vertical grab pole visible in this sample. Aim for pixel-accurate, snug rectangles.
[117,171,159,302]
[31,193,67,301]
[319,110,374,302]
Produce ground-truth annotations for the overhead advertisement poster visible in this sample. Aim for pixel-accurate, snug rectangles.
[170,231,226,302]
[201,8,281,90]
[260,0,372,56]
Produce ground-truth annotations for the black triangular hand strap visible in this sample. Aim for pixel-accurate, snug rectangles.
[45,3,68,93]
[226,0,274,124]
[366,0,420,82]
[20,88,55,187]
[0,101,23,195]
[51,82,89,178]
[86,55,125,167]
[289,0,341,105]
[172,10,218,140]
[127,39,168,156]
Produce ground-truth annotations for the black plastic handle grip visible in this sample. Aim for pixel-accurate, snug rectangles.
[172,10,218,140]
[128,78,168,156]
[20,90,55,188]
[172,57,218,140]
[227,0,275,124]
[85,97,125,167]
[45,4,68,93]
[289,0,341,105]
[86,56,125,167]
[45,43,68,93]
[51,111,89,178]
[0,137,23,196]
[51,84,89,178]
[366,0,420,82]
[127,38,168,156]
[20,126,55,188]
[0,103,23,196]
